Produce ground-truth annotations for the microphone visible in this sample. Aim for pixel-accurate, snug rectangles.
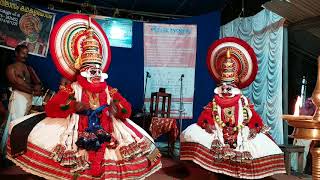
[179,74,184,81]
[146,72,151,78]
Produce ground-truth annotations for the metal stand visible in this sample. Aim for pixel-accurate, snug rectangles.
[141,72,151,129]
[178,74,184,156]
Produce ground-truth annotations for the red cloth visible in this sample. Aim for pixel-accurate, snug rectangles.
[77,75,106,93]
[45,84,132,123]
[123,121,143,139]
[245,98,264,131]
[112,91,132,120]
[197,102,214,128]
[149,117,179,144]
[214,95,241,108]
[247,107,264,131]
[197,95,265,132]
[44,79,133,177]
[196,95,269,146]
[44,84,76,118]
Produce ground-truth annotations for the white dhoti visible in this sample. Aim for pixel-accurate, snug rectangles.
[1,90,32,155]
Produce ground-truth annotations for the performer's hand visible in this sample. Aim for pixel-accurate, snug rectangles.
[248,129,257,140]
[106,136,118,149]
[33,85,43,96]
[78,149,88,161]
[108,100,118,115]
[205,124,216,134]
[33,89,42,96]
[74,102,89,112]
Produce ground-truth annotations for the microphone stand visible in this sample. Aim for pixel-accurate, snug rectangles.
[178,75,184,156]
[142,73,150,129]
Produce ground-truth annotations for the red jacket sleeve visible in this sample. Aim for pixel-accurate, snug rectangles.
[247,104,264,131]
[109,87,132,120]
[45,85,77,118]
[197,102,214,129]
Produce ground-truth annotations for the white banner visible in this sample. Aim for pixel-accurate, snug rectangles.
[143,23,197,119]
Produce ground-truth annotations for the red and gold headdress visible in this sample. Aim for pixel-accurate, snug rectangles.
[207,37,258,89]
[74,27,103,71]
[220,50,239,85]
[49,14,111,81]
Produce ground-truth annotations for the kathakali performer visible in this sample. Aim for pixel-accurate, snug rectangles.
[6,14,161,179]
[180,37,285,179]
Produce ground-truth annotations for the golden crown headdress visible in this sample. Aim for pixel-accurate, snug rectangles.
[221,50,238,85]
[75,17,102,71]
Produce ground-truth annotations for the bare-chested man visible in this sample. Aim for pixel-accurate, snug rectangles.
[7,45,42,96]
[1,44,42,155]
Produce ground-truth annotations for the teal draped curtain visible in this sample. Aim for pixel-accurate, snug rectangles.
[220,9,285,144]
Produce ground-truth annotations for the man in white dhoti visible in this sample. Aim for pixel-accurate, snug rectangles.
[1,44,42,157]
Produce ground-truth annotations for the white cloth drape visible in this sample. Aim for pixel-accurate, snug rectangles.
[220,9,285,144]
[1,90,32,154]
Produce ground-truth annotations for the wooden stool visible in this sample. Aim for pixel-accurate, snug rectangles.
[149,90,177,155]
[278,144,305,175]
[150,91,171,118]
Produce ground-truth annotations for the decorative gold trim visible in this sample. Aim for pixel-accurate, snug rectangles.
[109,88,118,97]
[85,90,100,109]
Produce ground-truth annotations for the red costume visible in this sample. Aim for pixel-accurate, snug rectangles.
[180,37,285,179]
[6,15,161,179]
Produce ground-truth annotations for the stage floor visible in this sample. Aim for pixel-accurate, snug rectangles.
[0,156,311,180]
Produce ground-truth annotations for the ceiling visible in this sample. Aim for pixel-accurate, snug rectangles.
[21,0,268,23]
[20,0,320,41]
[264,0,320,59]
[21,0,319,57]
[264,0,320,39]
[22,0,224,21]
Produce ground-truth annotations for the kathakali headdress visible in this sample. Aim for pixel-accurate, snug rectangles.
[206,37,258,89]
[49,14,111,81]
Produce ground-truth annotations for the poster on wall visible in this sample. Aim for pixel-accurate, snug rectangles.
[95,16,133,48]
[0,0,55,57]
[144,23,197,119]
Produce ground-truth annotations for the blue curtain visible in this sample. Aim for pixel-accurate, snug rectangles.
[160,12,220,128]
[22,10,220,131]
[220,9,285,144]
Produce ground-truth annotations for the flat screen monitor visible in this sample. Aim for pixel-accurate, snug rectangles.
[95,17,133,48]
